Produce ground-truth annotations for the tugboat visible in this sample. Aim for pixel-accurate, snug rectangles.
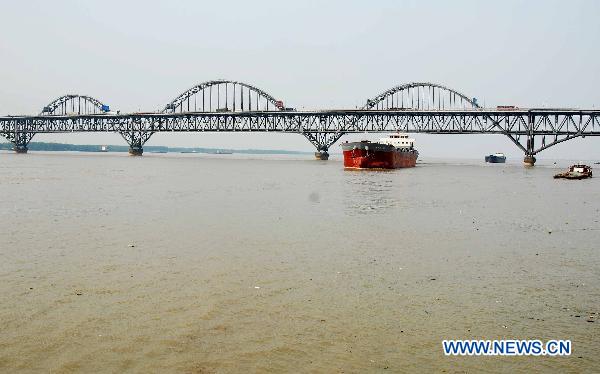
[341,133,418,169]
[485,153,506,163]
[554,164,593,180]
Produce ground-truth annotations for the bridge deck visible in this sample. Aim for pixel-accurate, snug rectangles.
[1,108,599,158]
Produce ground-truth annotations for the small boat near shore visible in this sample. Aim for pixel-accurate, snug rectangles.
[554,164,593,180]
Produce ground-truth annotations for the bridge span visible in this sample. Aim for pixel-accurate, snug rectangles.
[2,80,599,165]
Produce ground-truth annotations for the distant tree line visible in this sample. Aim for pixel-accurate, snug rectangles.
[0,141,307,154]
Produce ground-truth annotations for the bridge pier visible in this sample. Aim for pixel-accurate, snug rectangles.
[315,147,329,161]
[128,146,143,156]
[523,133,536,166]
[523,154,536,166]
[2,132,34,154]
[314,149,329,160]
[120,131,152,157]
[13,144,28,154]
[303,131,344,161]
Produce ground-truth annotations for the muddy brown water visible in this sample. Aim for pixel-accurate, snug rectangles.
[1,152,599,373]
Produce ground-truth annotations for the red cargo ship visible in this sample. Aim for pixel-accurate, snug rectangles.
[341,134,418,169]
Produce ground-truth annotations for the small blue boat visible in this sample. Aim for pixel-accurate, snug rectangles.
[485,153,506,163]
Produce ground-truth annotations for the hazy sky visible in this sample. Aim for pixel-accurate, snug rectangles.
[1,0,599,158]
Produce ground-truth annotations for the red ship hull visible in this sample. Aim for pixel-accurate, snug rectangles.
[341,142,418,169]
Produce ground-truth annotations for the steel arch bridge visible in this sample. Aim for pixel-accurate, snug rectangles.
[1,80,599,164]
[3,94,111,152]
[41,94,110,116]
[364,82,480,110]
[163,80,286,113]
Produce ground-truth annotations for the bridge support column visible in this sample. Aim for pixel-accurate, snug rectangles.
[120,131,152,157]
[523,154,536,166]
[14,144,29,154]
[3,131,34,154]
[524,133,536,166]
[314,147,329,160]
[129,146,143,156]
[303,131,343,161]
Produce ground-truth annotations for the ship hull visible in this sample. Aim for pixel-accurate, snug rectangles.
[341,142,418,169]
[485,155,506,163]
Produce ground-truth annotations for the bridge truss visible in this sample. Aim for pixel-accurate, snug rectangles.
[1,81,599,163]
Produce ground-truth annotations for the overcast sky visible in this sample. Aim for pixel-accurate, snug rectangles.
[1,0,599,158]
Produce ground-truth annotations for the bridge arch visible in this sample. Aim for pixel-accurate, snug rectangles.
[163,80,286,113]
[41,94,110,116]
[364,82,480,110]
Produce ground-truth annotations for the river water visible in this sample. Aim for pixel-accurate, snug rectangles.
[1,151,599,373]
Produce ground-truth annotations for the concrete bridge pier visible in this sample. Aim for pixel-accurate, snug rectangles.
[121,131,152,156]
[13,144,28,154]
[524,134,536,166]
[523,154,536,166]
[314,148,329,160]
[303,131,344,161]
[128,146,143,156]
[4,132,33,154]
